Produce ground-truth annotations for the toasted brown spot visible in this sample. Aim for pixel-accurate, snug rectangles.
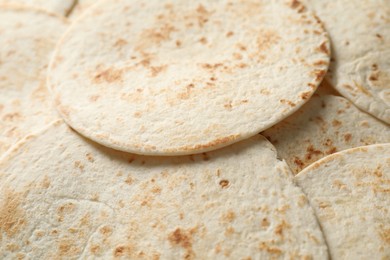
[6,243,19,252]
[376,33,383,39]
[74,161,84,171]
[232,52,242,60]
[219,180,230,188]
[221,211,236,222]
[313,60,328,66]
[290,0,301,9]
[200,63,223,71]
[258,242,282,255]
[114,245,133,257]
[326,147,337,155]
[224,226,235,236]
[332,120,342,127]
[226,31,234,37]
[114,38,128,47]
[86,153,95,162]
[224,101,233,110]
[41,176,51,189]
[317,42,329,55]
[57,203,75,216]
[3,113,21,122]
[90,244,101,255]
[344,133,352,142]
[151,186,162,194]
[293,157,305,170]
[379,228,390,245]
[314,70,327,82]
[301,91,311,100]
[261,218,270,228]
[256,30,281,52]
[0,191,26,239]
[150,65,167,77]
[199,37,207,44]
[93,68,123,84]
[280,99,296,107]
[168,228,195,259]
[142,24,176,45]
[274,220,291,237]
[369,73,378,81]
[100,226,113,236]
[175,40,182,47]
[125,176,134,185]
[305,145,323,160]
[236,43,247,51]
[58,239,80,256]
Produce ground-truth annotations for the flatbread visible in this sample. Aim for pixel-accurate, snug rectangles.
[0,6,68,157]
[48,0,330,155]
[0,120,328,259]
[0,0,75,16]
[302,0,390,123]
[295,144,390,259]
[263,83,390,174]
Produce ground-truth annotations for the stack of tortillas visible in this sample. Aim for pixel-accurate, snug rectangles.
[0,0,388,259]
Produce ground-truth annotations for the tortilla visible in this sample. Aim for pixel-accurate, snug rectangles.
[302,0,390,123]
[0,120,328,259]
[0,0,75,16]
[295,144,390,259]
[263,83,390,174]
[48,0,330,155]
[0,6,68,158]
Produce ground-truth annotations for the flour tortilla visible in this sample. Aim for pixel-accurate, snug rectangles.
[48,0,330,155]
[0,120,328,259]
[295,144,390,259]
[0,0,75,15]
[0,6,68,158]
[263,83,390,174]
[302,0,390,123]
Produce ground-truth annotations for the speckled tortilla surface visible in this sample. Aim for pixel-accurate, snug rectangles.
[295,144,390,259]
[48,0,330,155]
[303,0,390,123]
[0,5,68,157]
[0,120,328,259]
[263,82,390,174]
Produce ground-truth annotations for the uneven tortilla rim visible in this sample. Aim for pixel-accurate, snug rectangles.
[295,143,390,178]
[0,3,69,22]
[0,5,68,159]
[47,0,330,156]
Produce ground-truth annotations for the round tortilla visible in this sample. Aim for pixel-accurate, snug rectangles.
[263,84,390,174]
[48,0,330,155]
[302,0,390,123]
[0,5,68,157]
[295,144,390,259]
[0,120,328,259]
[0,0,75,16]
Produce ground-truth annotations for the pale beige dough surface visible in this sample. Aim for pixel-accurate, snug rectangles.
[48,0,330,155]
[0,6,68,158]
[263,83,390,174]
[0,120,328,259]
[303,0,390,123]
[295,144,390,259]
